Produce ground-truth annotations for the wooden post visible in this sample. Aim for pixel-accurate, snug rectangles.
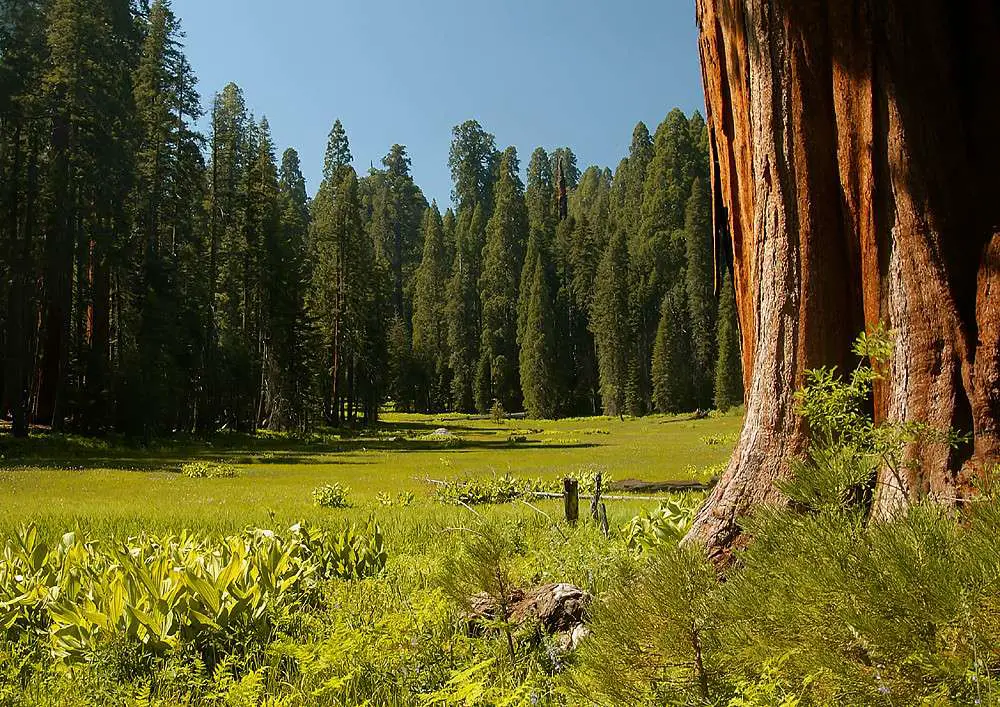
[563,478,579,525]
[590,472,603,522]
[599,503,609,538]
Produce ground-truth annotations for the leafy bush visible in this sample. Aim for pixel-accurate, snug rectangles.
[376,491,415,507]
[179,461,240,478]
[574,542,720,705]
[433,469,616,507]
[433,473,545,506]
[561,467,612,496]
[312,482,351,508]
[622,498,699,555]
[489,400,506,425]
[0,521,386,672]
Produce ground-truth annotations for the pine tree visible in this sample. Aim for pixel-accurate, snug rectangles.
[324,119,351,179]
[554,214,602,415]
[447,206,484,412]
[685,177,716,408]
[448,120,497,214]
[591,228,631,417]
[520,255,557,419]
[549,147,580,189]
[241,117,281,429]
[476,147,527,412]
[442,207,456,267]
[39,0,138,431]
[611,122,653,243]
[386,314,416,412]
[628,110,700,416]
[0,0,49,437]
[652,283,695,414]
[411,203,450,411]
[373,144,426,320]
[570,166,612,245]
[518,147,555,348]
[309,120,356,424]
[204,82,252,430]
[263,146,312,431]
[122,0,205,437]
[714,269,744,411]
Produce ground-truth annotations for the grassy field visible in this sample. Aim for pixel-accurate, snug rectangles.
[0,411,741,538]
[0,410,743,705]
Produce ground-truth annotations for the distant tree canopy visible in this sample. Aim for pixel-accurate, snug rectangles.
[0,0,740,436]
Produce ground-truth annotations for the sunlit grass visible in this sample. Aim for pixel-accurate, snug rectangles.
[0,410,741,539]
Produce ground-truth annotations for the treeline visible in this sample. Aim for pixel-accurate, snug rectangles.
[0,0,742,438]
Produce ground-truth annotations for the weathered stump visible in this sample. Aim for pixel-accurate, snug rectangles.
[467,583,592,650]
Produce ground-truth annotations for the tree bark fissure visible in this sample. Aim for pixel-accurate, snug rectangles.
[688,0,1000,555]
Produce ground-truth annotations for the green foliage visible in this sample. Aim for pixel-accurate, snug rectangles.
[490,399,507,425]
[574,542,719,705]
[791,323,960,513]
[433,474,544,506]
[291,519,386,581]
[652,283,695,414]
[478,146,528,413]
[312,483,352,509]
[684,178,717,408]
[447,206,486,413]
[376,492,415,508]
[591,228,631,417]
[180,461,240,479]
[573,328,990,705]
[0,521,385,671]
[623,498,699,555]
[520,256,558,419]
[411,204,451,412]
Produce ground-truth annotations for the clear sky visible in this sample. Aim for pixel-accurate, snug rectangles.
[170,0,705,204]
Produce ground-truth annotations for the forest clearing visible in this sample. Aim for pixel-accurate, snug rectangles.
[3,0,999,703]
[0,412,737,534]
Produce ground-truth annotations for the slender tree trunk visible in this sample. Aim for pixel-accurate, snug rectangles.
[2,123,33,438]
[687,0,1000,556]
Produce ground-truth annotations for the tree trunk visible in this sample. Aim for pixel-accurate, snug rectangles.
[687,0,1000,556]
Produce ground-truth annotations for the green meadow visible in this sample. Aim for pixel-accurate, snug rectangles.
[0,412,741,706]
[0,411,740,538]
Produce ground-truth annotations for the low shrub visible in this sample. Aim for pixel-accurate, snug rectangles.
[312,482,351,508]
[179,461,240,478]
[622,498,699,555]
[376,491,415,507]
[434,473,545,506]
[0,521,386,674]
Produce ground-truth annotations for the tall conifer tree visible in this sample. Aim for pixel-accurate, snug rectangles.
[520,255,557,419]
[652,283,695,414]
[591,228,631,417]
[684,177,717,408]
[411,203,450,411]
[476,147,527,412]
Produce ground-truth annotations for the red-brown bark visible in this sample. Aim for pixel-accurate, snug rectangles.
[688,0,1000,554]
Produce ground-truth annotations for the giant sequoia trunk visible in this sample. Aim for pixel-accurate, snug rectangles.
[687,0,1000,555]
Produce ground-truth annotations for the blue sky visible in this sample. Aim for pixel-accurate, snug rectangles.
[170,0,705,204]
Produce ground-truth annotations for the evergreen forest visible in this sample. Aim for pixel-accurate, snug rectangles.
[0,0,743,439]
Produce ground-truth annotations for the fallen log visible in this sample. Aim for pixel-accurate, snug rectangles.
[467,583,591,651]
[608,477,719,494]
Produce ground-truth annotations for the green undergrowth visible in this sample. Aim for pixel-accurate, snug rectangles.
[26,383,1000,705]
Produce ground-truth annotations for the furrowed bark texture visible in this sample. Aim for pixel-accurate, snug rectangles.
[688,0,1000,554]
